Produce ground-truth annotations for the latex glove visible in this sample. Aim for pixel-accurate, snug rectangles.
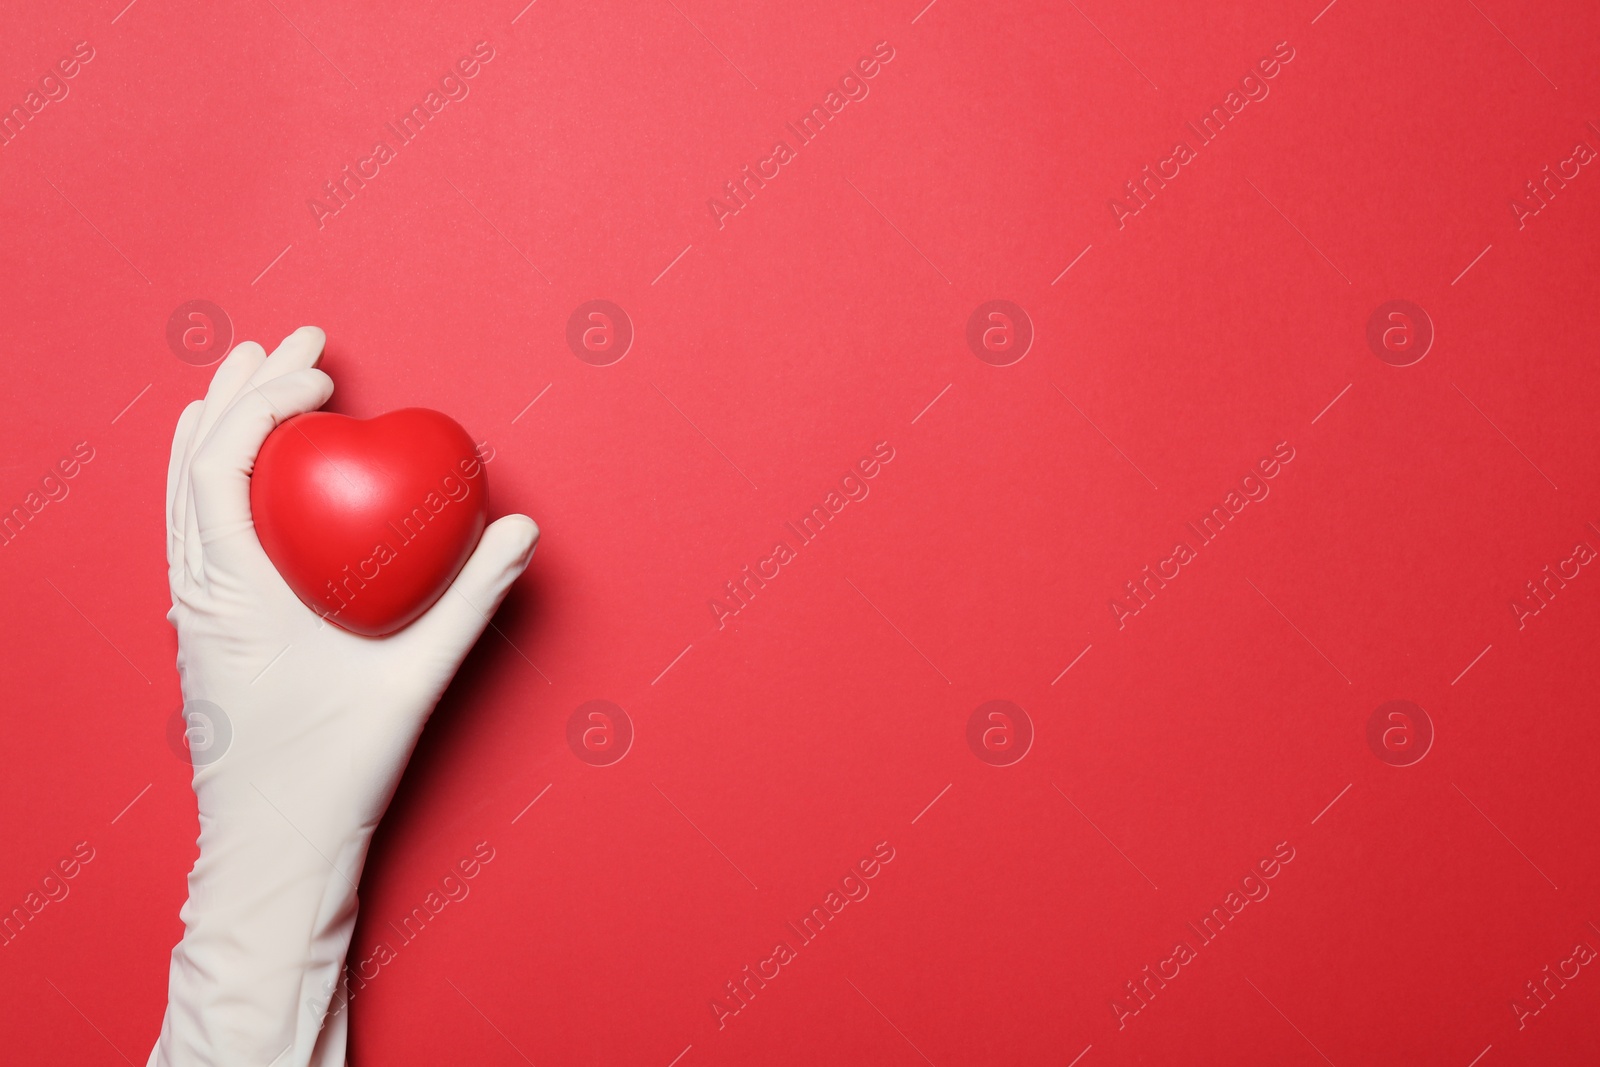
[150,327,538,1067]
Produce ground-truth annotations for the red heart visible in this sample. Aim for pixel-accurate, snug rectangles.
[250,409,489,636]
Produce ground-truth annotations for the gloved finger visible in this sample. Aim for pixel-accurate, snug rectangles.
[189,369,335,574]
[166,399,203,585]
[242,326,325,392]
[401,515,539,667]
[182,341,267,582]
[192,341,268,446]
[184,485,206,585]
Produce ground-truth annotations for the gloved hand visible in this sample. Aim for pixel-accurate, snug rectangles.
[150,327,538,1067]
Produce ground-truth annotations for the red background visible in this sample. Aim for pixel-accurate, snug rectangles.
[3,0,1599,1064]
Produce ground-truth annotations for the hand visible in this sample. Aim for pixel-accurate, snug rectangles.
[151,327,537,1067]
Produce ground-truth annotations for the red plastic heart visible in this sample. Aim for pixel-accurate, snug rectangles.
[250,409,488,636]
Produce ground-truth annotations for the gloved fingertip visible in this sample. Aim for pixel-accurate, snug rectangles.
[275,366,335,407]
[473,517,538,585]
[294,326,326,364]
[503,513,539,548]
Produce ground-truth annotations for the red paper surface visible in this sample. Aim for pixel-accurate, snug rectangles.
[3,1,1599,1064]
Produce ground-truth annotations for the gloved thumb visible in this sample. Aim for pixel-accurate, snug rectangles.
[401,514,539,668]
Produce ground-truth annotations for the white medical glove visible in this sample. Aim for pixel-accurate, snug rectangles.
[149,327,538,1067]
